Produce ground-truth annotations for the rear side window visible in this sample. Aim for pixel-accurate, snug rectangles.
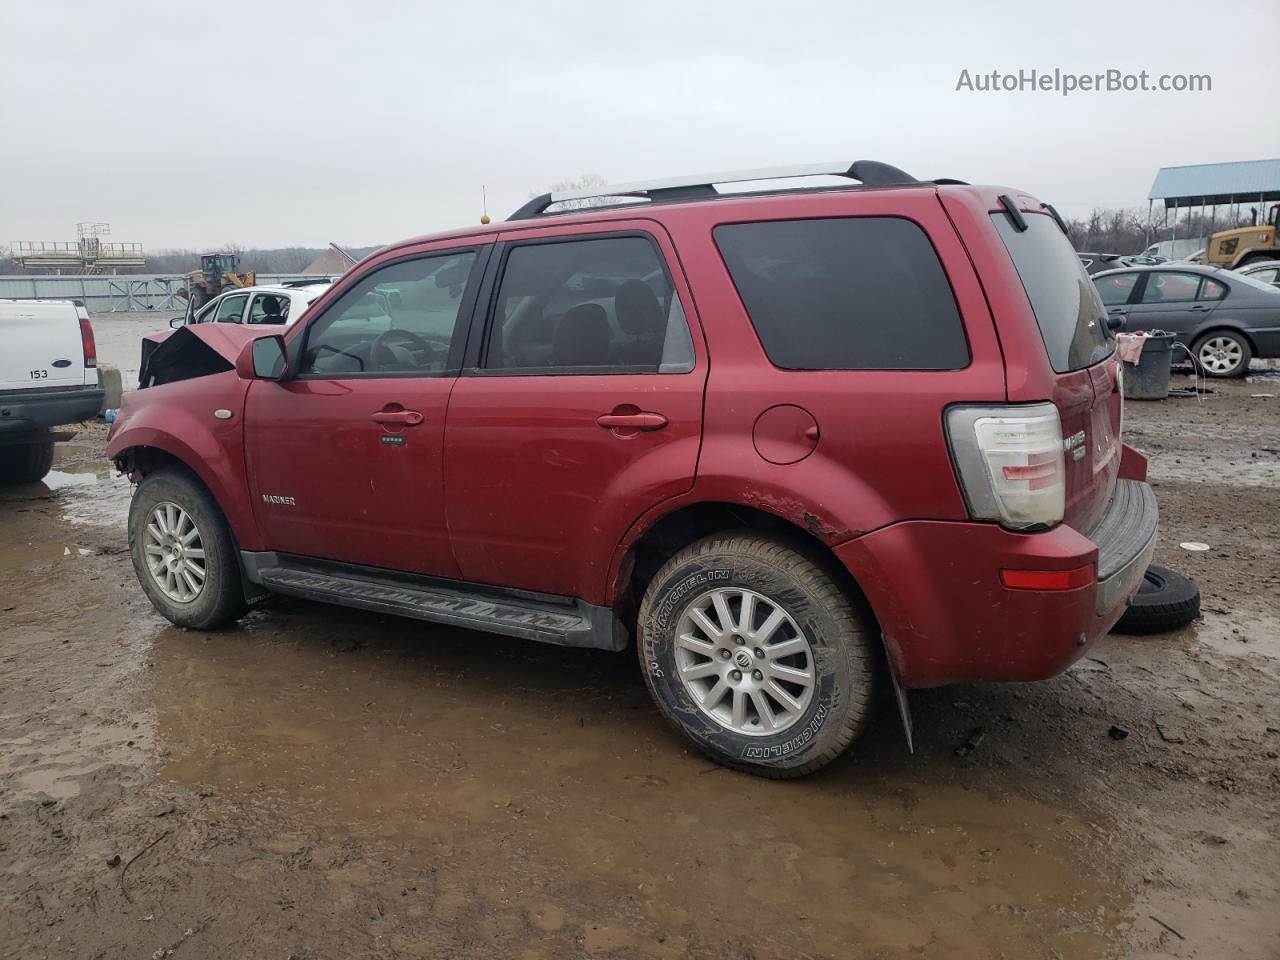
[1199,278,1227,301]
[992,212,1112,372]
[714,218,969,370]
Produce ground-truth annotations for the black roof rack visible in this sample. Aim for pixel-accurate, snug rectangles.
[508,160,931,220]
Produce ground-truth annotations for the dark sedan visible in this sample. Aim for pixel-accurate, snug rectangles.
[1092,264,1280,377]
[1078,252,1125,275]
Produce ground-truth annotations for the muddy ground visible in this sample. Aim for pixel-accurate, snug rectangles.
[1,340,1278,958]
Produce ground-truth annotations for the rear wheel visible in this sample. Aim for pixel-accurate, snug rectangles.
[0,439,55,485]
[128,469,247,629]
[637,532,876,778]
[1192,331,1252,378]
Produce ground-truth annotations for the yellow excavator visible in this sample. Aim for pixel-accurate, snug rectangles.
[1204,204,1280,269]
[178,253,256,321]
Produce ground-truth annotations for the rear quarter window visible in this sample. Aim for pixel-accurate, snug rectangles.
[992,211,1112,373]
[714,217,969,370]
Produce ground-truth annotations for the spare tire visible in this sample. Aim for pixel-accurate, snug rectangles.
[1112,564,1200,635]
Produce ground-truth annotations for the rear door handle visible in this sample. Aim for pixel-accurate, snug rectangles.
[1190,304,1212,312]
[371,410,424,426]
[596,411,668,431]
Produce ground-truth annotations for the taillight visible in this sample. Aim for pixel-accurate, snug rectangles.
[78,313,97,369]
[946,402,1065,530]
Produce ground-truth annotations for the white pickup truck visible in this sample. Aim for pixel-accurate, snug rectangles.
[0,299,105,484]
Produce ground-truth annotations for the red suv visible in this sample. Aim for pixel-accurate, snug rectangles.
[107,161,1157,777]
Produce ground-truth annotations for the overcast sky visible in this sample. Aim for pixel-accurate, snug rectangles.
[2,0,1277,251]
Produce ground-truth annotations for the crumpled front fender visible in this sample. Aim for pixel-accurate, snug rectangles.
[106,369,262,549]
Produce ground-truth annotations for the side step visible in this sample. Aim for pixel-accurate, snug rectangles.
[241,552,626,651]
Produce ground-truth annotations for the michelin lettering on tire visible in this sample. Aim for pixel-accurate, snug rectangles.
[654,569,731,625]
[742,703,828,760]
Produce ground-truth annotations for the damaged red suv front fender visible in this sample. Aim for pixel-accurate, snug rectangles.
[106,367,261,550]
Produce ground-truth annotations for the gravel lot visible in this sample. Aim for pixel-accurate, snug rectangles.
[1,338,1277,959]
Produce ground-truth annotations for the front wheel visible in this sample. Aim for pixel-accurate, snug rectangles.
[128,469,247,629]
[1192,331,1252,378]
[637,533,877,778]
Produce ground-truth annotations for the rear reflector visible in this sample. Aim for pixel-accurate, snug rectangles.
[78,314,97,369]
[1000,566,1094,591]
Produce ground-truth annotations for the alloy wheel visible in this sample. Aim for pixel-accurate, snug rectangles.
[673,587,816,736]
[142,501,207,603]
[1198,336,1243,375]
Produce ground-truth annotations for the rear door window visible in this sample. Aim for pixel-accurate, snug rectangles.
[714,217,969,370]
[992,211,1112,372]
[1140,272,1200,303]
[483,235,695,374]
[247,293,290,324]
[1094,273,1138,305]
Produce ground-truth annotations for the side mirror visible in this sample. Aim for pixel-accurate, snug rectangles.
[1107,315,1127,332]
[170,316,185,329]
[236,335,288,380]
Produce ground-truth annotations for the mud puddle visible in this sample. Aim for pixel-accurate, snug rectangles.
[1191,611,1280,688]
[149,604,1130,959]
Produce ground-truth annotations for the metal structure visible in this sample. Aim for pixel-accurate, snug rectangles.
[11,222,146,274]
[0,273,326,313]
[1147,159,1280,240]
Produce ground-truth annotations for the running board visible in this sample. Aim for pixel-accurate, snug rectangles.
[240,552,626,651]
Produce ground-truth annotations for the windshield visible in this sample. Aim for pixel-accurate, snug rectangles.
[992,210,1113,373]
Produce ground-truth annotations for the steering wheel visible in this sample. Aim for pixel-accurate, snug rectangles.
[370,328,438,369]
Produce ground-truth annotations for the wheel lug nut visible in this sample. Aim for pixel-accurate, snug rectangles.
[719,649,731,659]
[730,670,743,682]
[733,636,744,645]
[752,669,763,681]
[753,648,764,658]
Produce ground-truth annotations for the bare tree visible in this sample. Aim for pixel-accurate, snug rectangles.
[540,173,621,210]
[1062,204,1252,255]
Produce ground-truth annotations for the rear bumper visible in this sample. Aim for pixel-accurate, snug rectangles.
[835,479,1158,688]
[1090,479,1158,613]
[0,385,104,436]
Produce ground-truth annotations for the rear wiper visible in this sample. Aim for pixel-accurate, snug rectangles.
[998,195,1028,232]
[1041,202,1069,236]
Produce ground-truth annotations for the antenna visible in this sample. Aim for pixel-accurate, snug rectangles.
[480,185,490,225]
